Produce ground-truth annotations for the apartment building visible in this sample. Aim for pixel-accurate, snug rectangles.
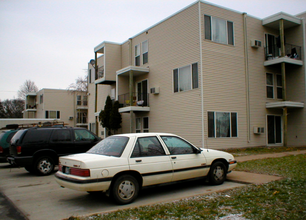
[87,1,305,149]
[23,89,88,128]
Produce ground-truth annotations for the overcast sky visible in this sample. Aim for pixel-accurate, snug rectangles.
[0,0,305,100]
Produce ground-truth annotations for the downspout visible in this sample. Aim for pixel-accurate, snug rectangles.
[280,19,287,147]
[198,1,205,149]
[243,13,251,143]
[94,52,99,136]
[129,38,134,133]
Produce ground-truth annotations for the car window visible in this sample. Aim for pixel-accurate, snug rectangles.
[6,131,17,143]
[161,136,194,155]
[74,130,95,141]
[23,130,51,143]
[131,136,165,157]
[87,136,129,157]
[51,130,71,142]
[10,130,26,144]
[0,132,5,141]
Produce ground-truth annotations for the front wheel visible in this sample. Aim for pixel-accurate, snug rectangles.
[111,175,139,205]
[208,161,227,185]
[35,156,55,176]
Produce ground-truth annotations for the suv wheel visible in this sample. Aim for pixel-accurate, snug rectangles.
[35,156,55,176]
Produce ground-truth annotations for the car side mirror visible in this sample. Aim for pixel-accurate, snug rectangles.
[194,148,202,154]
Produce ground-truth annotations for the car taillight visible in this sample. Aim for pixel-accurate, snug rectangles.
[0,146,3,154]
[58,164,62,172]
[70,168,90,177]
[16,146,21,154]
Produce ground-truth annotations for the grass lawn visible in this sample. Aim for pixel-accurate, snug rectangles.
[67,148,306,220]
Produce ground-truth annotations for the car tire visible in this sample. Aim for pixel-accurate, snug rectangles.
[35,156,55,176]
[111,175,139,205]
[208,161,227,185]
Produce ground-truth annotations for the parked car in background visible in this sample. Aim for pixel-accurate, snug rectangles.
[55,133,237,204]
[7,127,101,175]
[0,130,18,162]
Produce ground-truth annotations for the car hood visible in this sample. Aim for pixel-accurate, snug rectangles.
[59,153,127,169]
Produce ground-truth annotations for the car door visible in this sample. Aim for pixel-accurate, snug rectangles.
[128,136,173,186]
[160,135,209,182]
[49,129,74,155]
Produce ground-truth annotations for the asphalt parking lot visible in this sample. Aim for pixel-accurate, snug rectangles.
[0,163,246,220]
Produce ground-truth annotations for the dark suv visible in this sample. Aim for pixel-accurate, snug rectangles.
[0,130,18,162]
[7,127,101,175]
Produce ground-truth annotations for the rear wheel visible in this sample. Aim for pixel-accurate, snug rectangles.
[111,175,139,205]
[208,161,227,185]
[35,156,55,176]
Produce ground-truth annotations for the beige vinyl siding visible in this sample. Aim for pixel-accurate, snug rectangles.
[104,43,122,82]
[245,16,269,147]
[138,3,202,145]
[199,3,247,149]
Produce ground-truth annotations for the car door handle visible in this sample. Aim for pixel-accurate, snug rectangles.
[171,156,177,159]
[136,160,142,163]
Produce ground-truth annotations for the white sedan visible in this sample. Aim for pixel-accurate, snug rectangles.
[55,133,237,204]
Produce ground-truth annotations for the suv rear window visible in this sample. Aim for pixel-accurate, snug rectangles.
[11,130,26,145]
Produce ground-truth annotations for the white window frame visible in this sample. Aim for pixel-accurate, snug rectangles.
[173,63,198,93]
[142,40,148,65]
[204,15,234,45]
[135,44,140,66]
[208,111,238,138]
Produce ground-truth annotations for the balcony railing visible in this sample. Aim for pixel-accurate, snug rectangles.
[265,43,302,61]
[26,104,37,109]
[95,66,104,80]
[118,93,149,108]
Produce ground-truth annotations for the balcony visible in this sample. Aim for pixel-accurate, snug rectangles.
[264,43,303,66]
[118,92,150,113]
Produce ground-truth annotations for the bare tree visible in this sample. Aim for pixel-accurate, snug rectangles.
[67,75,88,92]
[17,80,39,100]
[0,99,24,118]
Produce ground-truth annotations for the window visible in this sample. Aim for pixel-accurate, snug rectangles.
[45,111,60,119]
[74,129,95,141]
[83,96,88,106]
[136,117,149,133]
[131,136,165,157]
[142,40,148,64]
[173,63,198,93]
[51,130,71,142]
[87,136,129,157]
[204,15,234,45]
[161,136,194,155]
[265,34,279,58]
[208,111,238,138]
[276,75,283,99]
[266,73,282,99]
[135,44,140,66]
[40,94,43,104]
[77,95,81,105]
[77,111,87,124]
[266,73,274,99]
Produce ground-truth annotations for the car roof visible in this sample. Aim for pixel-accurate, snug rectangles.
[112,133,177,138]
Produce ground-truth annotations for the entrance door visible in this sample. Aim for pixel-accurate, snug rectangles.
[137,80,148,106]
[267,115,282,144]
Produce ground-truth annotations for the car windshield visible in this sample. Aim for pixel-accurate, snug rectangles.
[87,136,129,157]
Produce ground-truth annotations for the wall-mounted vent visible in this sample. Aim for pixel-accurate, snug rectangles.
[150,87,160,94]
[253,127,264,134]
[68,116,73,120]
[251,39,262,48]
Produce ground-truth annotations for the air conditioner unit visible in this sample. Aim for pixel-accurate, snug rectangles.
[68,116,73,120]
[150,87,160,95]
[251,39,262,48]
[253,127,264,134]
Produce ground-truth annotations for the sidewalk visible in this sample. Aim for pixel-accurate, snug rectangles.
[226,150,306,184]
